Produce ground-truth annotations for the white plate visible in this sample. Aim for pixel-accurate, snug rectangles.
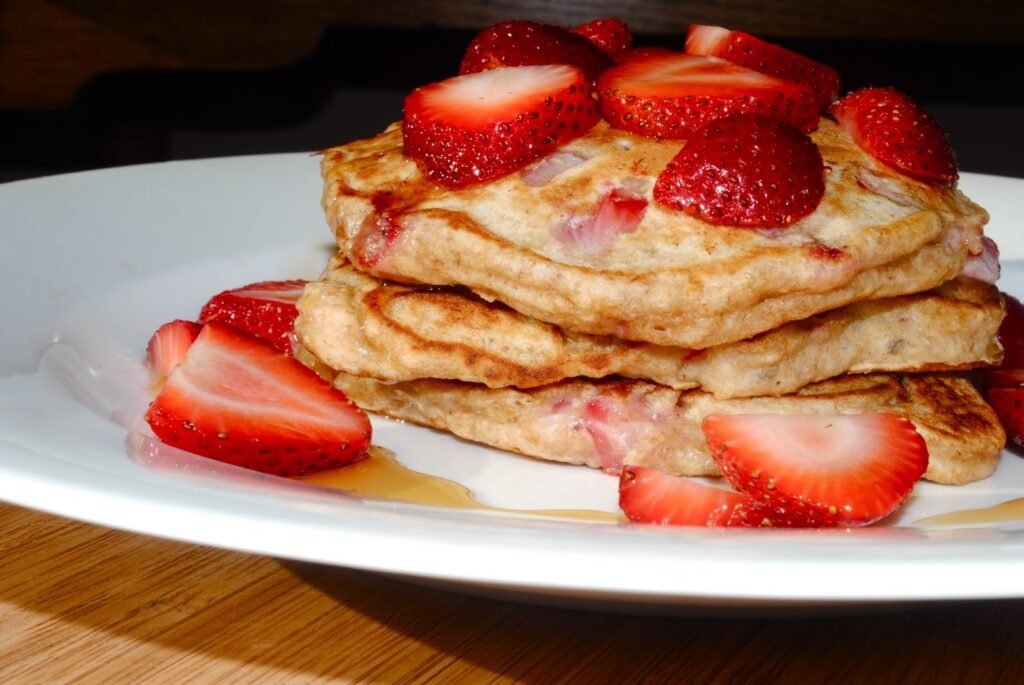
[3,158,1024,611]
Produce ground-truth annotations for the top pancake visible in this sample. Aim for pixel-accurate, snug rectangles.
[321,119,988,348]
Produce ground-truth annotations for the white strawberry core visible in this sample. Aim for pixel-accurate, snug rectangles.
[236,286,304,304]
[726,413,921,477]
[686,25,731,55]
[419,65,578,128]
[618,55,780,97]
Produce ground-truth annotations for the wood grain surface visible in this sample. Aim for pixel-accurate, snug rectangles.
[2,501,1024,684]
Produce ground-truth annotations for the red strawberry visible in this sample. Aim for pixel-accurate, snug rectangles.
[460,20,613,82]
[403,65,599,188]
[703,413,929,526]
[619,466,832,528]
[997,293,1024,368]
[619,466,747,526]
[986,387,1024,448]
[571,18,632,56]
[724,499,829,528]
[145,322,371,477]
[147,319,201,379]
[831,87,957,185]
[653,115,825,228]
[981,368,1024,390]
[685,25,840,110]
[597,53,818,138]
[978,292,1024,445]
[978,294,1024,390]
[199,280,306,354]
[612,46,676,65]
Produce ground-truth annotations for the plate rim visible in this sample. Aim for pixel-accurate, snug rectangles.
[2,157,1024,607]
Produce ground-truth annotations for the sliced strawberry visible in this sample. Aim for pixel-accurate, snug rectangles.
[619,466,748,526]
[597,53,818,138]
[982,368,1024,389]
[831,87,957,185]
[147,319,201,379]
[703,413,928,526]
[997,293,1024,368]
[619,466,830,528]
[986,387,1024,448]
[685,25,840,110]
[403,65,599,188]
[612,46,676,65]
[460,20,613,82]
[653,115,824,228]
[724,499,830,528]
[145,322,371,477]
[571,18,632,56]
[978,292,1024,390]
[979,292,1024,443]
[198,280,306,354]
[555,188,648,254]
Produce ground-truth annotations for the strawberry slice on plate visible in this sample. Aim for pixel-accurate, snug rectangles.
[571,18,632,56]
[703,413,929,526]
[619,466,747,526]
[199,279,307,354]
[994,293,1024,369]
[597,53,818,138]
[653,115,825,227]
[460,20,613,82]
[978,292,1024,389]
[614,464,831,528]
[978,292,1024,447]
[618,466,827,527]
[403,65,599,188]
[986,387,1024,448]
[145,322,372,477]
[831,87,958,185]
[146,319,201,379]
[685,24,840,110]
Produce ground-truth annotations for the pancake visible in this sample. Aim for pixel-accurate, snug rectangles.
[295,256,1003,398]
[320,119,988,348]
[296,350,1004,487]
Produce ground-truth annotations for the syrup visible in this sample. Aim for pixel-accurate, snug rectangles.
[915,497,1024,527]
[301,446,625,523]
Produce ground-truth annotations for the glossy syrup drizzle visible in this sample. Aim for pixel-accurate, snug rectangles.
[914,497,1024,527]
[301,446,625,523]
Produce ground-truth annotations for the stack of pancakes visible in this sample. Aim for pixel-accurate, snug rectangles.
[296,119,1006,486]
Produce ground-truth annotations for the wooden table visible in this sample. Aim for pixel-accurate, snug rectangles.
[2,502,1023,683]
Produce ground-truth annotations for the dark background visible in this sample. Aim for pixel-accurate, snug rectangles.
[2,1,1023,182]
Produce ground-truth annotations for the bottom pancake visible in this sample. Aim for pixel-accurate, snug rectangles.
[298,347,1003,487]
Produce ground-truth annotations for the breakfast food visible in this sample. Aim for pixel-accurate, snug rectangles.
[297,363,1003,488]
[144,18,1013,528]
[296,18,1009,527]
[144,285,373,478]
[322,116,984,349]
[297,256,1001,397]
